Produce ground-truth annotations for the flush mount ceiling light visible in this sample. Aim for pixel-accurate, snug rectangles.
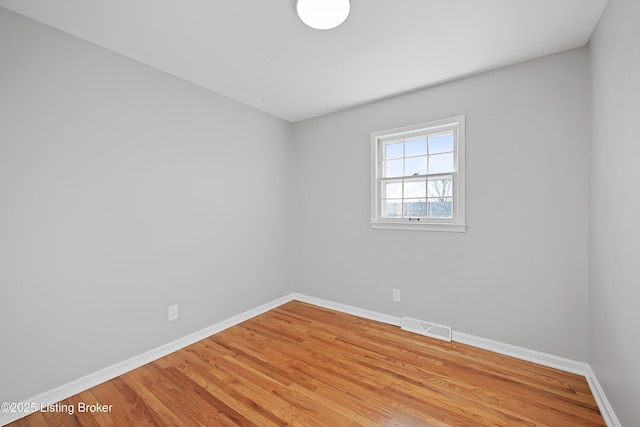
[295,0,351,30]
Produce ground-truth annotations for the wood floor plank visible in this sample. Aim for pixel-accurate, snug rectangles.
[7,301,605,426]
[168,347,287,426]
[13,412,49,427]
[89,379,160,426]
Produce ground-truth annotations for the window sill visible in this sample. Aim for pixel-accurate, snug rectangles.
[370,221,466,232]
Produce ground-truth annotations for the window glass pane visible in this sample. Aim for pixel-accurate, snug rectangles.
[383,181,402,198]
[429,132,454,154]
[427,197,453,218]
[404,137,427,157]
[382,200,402,218]
[404,180,426,198]
[427,177,452,197]
[403,199,426,218]
[385,141,403,160]
[383,159,403,177]
[428,152,454,174]
[405,156,427,176]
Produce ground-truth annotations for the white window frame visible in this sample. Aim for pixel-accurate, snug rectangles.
[370,115,466,232]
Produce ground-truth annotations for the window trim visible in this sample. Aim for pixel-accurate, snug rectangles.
[370,115,466,232]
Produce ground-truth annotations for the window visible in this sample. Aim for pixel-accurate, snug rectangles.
[370,115,466,231]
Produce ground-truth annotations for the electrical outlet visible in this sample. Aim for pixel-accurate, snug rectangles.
[393,289,401,302]
[168,305,178,321]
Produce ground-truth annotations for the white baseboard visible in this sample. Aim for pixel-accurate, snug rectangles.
[451,331,590,376]
[2,293,619,427]
[0,294,295,426]
[292,293,402,326]
[584,365,622,427]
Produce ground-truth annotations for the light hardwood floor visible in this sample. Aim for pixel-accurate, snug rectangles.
[9,301,605,426]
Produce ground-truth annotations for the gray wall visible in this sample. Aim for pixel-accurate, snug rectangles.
[0,8,293,403]
[589,0,640,424]
[292,48,590,361]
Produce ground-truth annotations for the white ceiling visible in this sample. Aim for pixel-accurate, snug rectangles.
[0,0,608,123]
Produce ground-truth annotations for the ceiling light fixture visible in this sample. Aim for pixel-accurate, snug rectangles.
[295,0,351,30]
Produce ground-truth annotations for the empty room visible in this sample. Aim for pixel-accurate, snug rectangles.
[1,0,638,425]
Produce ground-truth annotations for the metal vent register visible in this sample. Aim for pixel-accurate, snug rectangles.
[401,316,452,342]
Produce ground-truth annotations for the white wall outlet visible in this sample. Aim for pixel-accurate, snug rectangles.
[168,304,178,321]
[393,289,401,302]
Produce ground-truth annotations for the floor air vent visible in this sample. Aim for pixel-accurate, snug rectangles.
[401,317,452,342]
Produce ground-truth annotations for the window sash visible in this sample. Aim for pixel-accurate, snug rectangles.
[379,173,455,220]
